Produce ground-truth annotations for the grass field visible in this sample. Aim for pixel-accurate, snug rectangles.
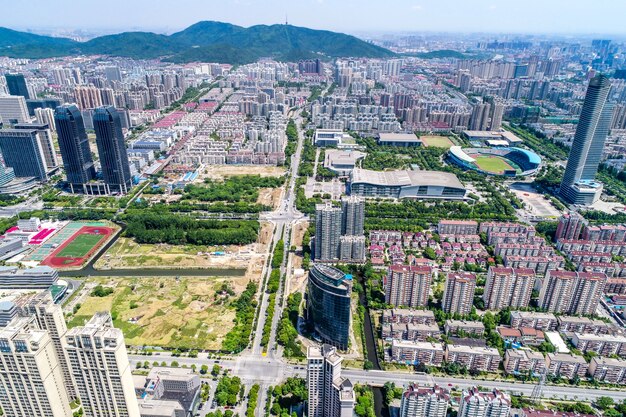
[472,155,514,173]
[67,276,251,350]
[420,135,455,148]
[57,233,105,258]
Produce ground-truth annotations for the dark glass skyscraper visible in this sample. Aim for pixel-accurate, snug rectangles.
[0,129,47,180]
[54,105,96,191]
[5,73,30,99]
[307,264,352,350]
[93,106,132,194]
[560,75,613,205]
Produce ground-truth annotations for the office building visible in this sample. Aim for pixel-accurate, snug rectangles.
[560,75,613,205]
[104,66,122,83]
[399,384,449,417]
[93,106,132,194]
[458,388,511,417]
[307,264,352,350]
[0,128,48,180]
[384,265,433,308]
[483,267,535,310]
[64,312,140,417]
[4,73,29,99]
[0,95,30,124]
[341,196,364,236]
[17,291,78,400]
[0,265,58,289]
[0,317,73,417]
[555,211,586,241]
[442,272,477,316]
[55,105,97,192]
[307,345,355,417]
[14,122,59,170]
[539,270,607,315]
[314,202,342,262]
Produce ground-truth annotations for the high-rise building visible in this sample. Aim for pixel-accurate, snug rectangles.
[35,107,56,131]
[341,196,364,236]
[0,316,73,417]
[458,387,510,417]
[385,265,433,308]
[4,73,30,99]
[307,345,355,417]
[64,312,140,417]
[55,104,97,192]
[483,267,534,311]
[560,75,613,205]
[307,264,352,350]
[0,128,48,180]
[104,66,122,83]
[93,106,132,194]
[399,384,449,417]
[17,291,77,400]
[488,100,505,131]
[14,123,59,171]
[442,272,476,316]
[539,270,607,315]
[555,211,586,241]
[0,95,30,124]
[314,202,342,262]
[74,86,103,110]
[469,102,490,131]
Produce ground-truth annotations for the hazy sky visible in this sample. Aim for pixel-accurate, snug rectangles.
[3,0,625,36]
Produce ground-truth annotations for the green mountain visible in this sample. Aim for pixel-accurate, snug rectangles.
[0,21,394,64]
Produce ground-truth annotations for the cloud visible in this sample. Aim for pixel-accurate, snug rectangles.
[411,4,422,11]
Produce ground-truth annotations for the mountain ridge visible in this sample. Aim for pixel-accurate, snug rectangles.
[0,21,395,64]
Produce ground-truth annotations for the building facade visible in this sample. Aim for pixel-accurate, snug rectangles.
[385,265,433,308]
[442,272,477,315]
[93,106,132,194]
[307,345,355,417]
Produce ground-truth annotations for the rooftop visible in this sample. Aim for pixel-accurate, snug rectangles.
[351,168,464,189]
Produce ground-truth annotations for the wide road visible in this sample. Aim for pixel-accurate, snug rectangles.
[128,354,626,402]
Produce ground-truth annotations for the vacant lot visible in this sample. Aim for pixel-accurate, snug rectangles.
[200,165,286,181]
[67,276,252,350]
[473,155,514,174]
[420,135,455,148]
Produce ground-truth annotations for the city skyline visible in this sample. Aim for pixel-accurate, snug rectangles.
[3,0,626,36]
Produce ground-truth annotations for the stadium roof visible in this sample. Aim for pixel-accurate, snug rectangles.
[351,168,464,189]
[378,133,422,143]
[511,147,541,165]
[449,146,476,163]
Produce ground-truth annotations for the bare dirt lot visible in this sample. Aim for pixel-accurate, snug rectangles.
[257,187,283,210]
[199,165,286,181]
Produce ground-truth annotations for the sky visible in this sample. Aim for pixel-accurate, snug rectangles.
[2,0,626,36]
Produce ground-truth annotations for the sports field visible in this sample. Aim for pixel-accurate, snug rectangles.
[472,155,515,174]
[420,135,454,148]
[42,226,114,268]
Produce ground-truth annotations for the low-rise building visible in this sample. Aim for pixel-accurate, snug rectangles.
[510,311,558,331]
[571,333,626,357]
[390,340,444,366]
[381,323,441,342]
[503,349,546,375]
[381,309,436,325]
[557,316,617,335]
[444,320,485,337]
[588,356,626,384]
[445,345,501,373]
[545,353,589,379]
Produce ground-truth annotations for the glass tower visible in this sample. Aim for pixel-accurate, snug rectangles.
[93,106,132,194]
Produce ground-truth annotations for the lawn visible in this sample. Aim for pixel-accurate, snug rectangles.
[57,233,106,258]
[67,276,251,350]
[473,155,514,174]
[420,135,454,148]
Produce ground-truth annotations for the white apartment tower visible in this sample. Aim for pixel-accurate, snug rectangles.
[307,345,355,417]
[0,316,72,417]
[64,312,140,417]
[458,387,510,417]
[399,384,449,417]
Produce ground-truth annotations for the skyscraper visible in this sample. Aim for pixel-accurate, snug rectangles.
[63,312,140,417]
[0,128,48,180]
[307,345,355,417]
[555,211,586,241]
[0,316,73,417]
[15,123,59,171]
[93,106,132,194]
[560,75,613,205]
[307,264,353,350]
[314,202,342,262]
[442,272,477,316]
[35,107,56,131]
[55,104,96,192]
[399,384,449,417]
[4,73,30,99]
[0,95,30,124]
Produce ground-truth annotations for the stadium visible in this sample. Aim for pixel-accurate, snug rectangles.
[448,146,541,177]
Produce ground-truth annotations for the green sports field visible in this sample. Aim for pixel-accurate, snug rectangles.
[473,155,514,173]
[56,233,106,258]
[420,135,455,148]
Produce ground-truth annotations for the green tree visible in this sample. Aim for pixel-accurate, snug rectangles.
[596,396,614,410]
